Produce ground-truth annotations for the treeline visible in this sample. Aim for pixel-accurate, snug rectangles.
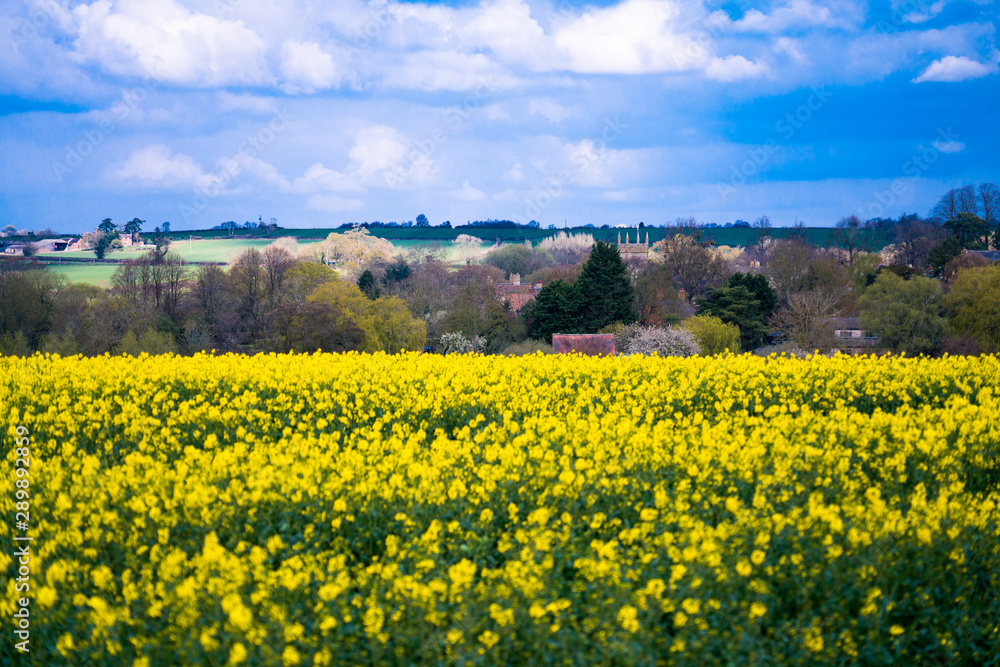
[2,182,1000,358]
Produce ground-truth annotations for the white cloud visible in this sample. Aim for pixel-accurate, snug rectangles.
[931,140,965,153]
[68,0,270,87]
[280,40,339,94]
[230,153,291,190]
[113,144,219,189]
[291,162,361,193]
[348,124,434,188]
[216,92,277,114]
[705,55,769,82]
[529,99,575,123]
[913,55,998,83]
[482,104,510,121]
[895,0,950,23]
[454,0,550,68]
[552,0,708,74]
[506,163,524,182]
[381,51,517,91]
[307,194,364,212]
[450,180,486,201]
[707,0,859,33]
[563,138,638,188]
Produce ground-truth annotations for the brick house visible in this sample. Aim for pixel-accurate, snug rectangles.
[497,273,542,313]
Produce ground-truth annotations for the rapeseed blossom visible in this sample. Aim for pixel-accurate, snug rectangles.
[1,351,999,664]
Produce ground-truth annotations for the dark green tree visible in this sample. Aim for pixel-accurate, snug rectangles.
[415,214,429,227]
[944,212,988,249]
[123,217,144,245]
[695,273,776,350]
[695,285,770,351]
[574,239,635,331]
[726,272,777,318]
[93,219,121,260]
[357,270,380,300]
[525,279,584,343]
[927,238,964,277]
[98,218,117,235]
[382,257,411,290]
[151,227,171,261]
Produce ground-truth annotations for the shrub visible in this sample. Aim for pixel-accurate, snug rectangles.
[681,315,741,354]
[440,331,485,354]
[621,324,700,357]
[501,339,553,355]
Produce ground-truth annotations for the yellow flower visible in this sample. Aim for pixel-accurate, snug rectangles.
[618,605,640,633]
[804,627,824,653]
[228,643,247,665]
[890,625,905,636]
[478,630,500,649]
[736,561,753,577]
[749,602,767,620]
[750,550,766,566]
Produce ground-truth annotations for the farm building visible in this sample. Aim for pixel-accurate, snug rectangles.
[496,274,542,313]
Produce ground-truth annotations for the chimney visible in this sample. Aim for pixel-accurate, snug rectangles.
[511,273,520,285]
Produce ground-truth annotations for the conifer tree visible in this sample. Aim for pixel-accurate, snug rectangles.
[574,240,635,331]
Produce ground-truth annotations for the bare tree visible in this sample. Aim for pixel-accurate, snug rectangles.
[230,249,267,343]
[752,215,773,249]
[161,256,187,319]
[931,188,959,222]
[956,184,978,216]
[192,265,228,323]
[261,245,297,306]
[831,215,868,264]
[772,289,841,350]
[766,239,817,303]
[932,185,979,222]
[892,216,943,269]
[654,234,732,302]
[979,182,999,232]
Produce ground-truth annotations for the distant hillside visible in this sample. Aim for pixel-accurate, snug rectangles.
[167,225,888,250]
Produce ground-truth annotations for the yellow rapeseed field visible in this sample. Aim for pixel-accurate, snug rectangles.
[2,352,999,665]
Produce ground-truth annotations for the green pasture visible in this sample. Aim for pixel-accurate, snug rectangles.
[47,263,120,286]
[39,239,274,264]
[163,225,885,249]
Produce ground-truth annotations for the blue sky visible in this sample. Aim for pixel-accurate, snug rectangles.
[1,0,997,233]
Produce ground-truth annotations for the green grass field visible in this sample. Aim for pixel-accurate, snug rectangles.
[46,263,120,286]
[32,226,883,285]
[39,239,275,264]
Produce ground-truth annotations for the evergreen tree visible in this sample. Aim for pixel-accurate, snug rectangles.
[357,270,381,300]
[696,273,776,351]
[574,240,635,331]
[726,272,777,319]
[526,280,583,343]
